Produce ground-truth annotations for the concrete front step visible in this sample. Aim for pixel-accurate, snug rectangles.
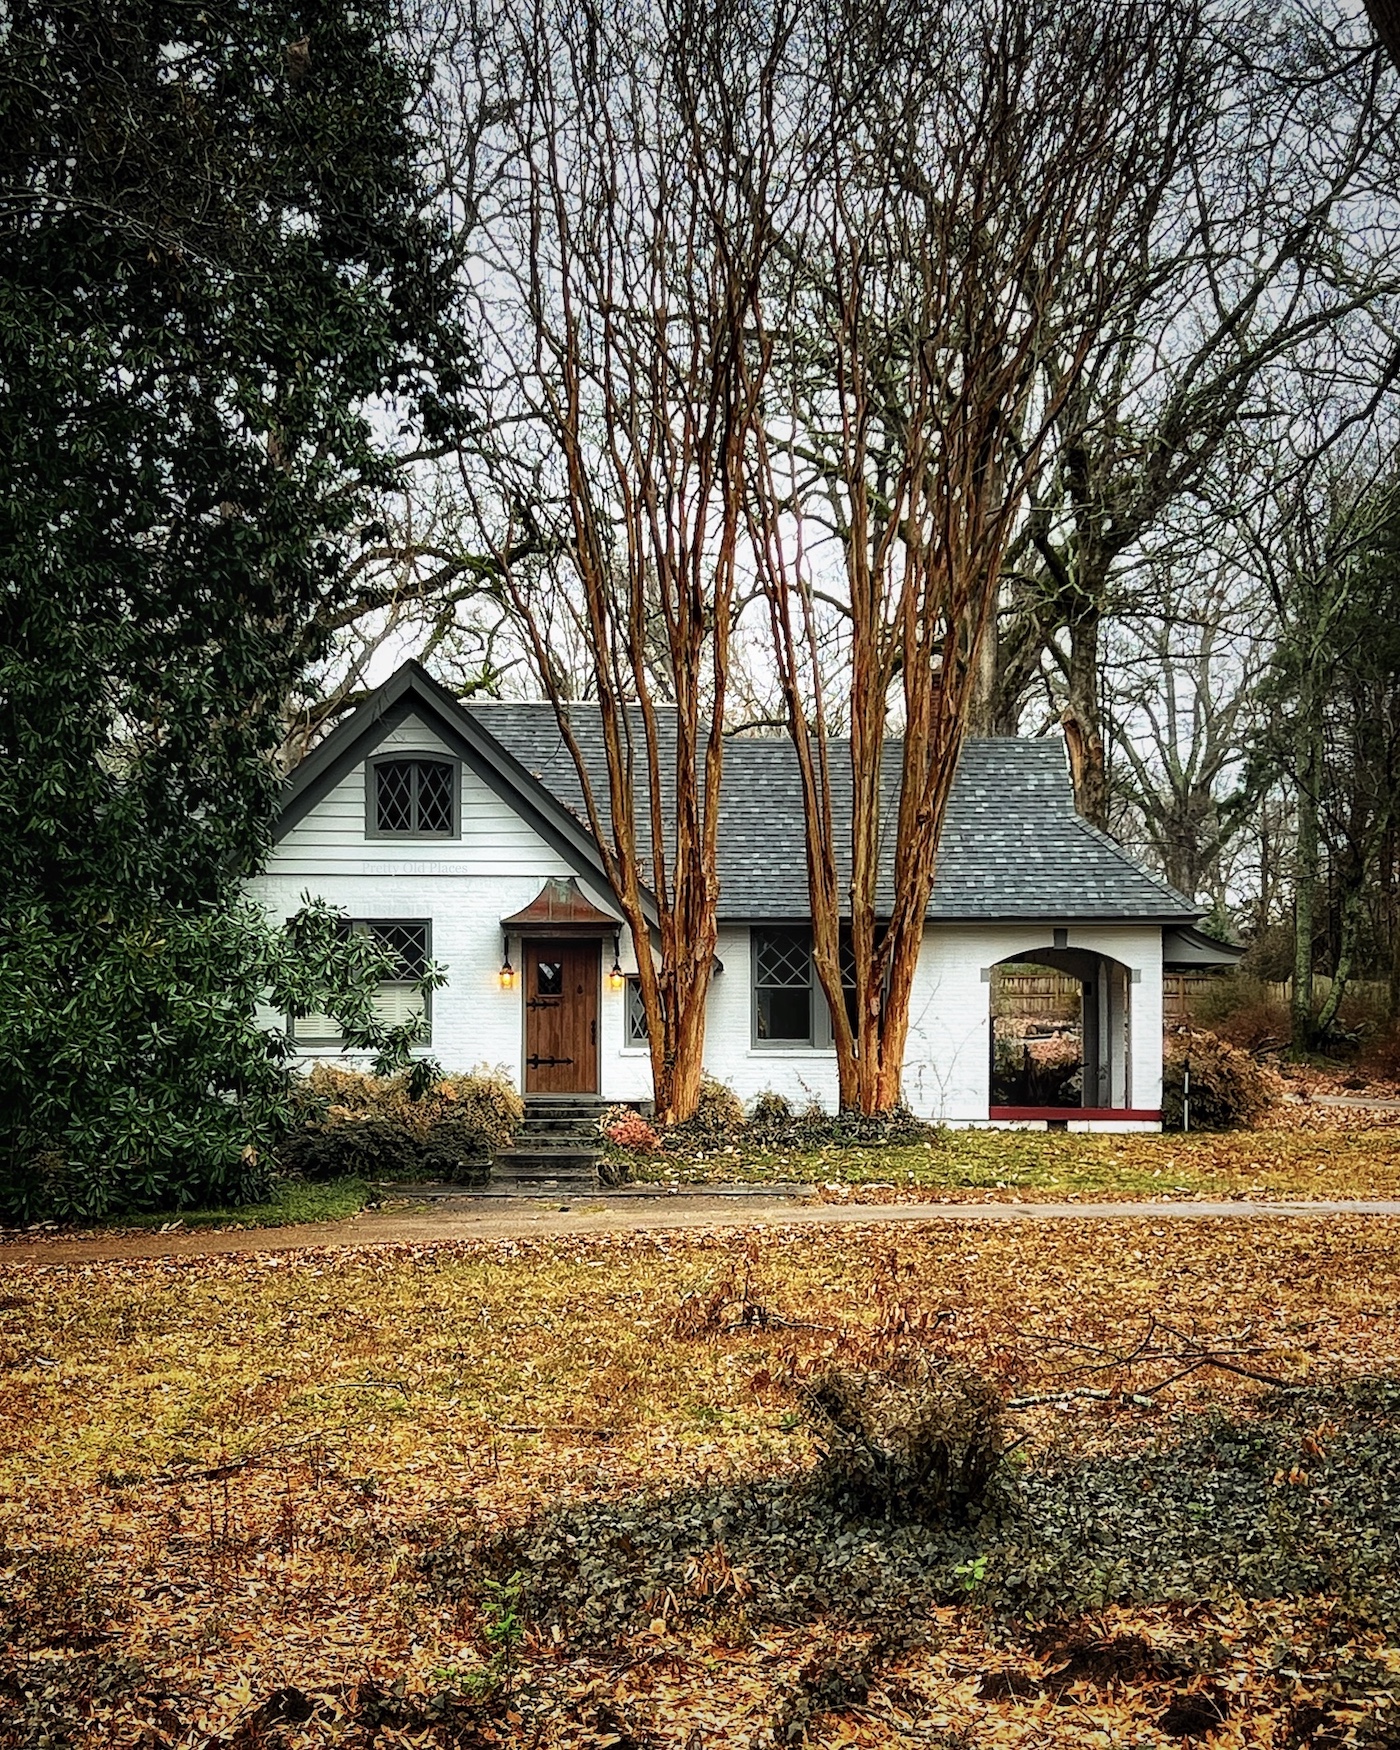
[522,1097,608,1112]
[515,1127,602,1146]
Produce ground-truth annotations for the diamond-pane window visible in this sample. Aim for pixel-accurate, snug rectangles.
[374,759,456,836]
[537,960,563,996]
[756,930,811,988]
[289,919,432,1045]
[626,975,649,1043]
[368,921,428,980]
[416,761,454,833]
[754,928,813,1043]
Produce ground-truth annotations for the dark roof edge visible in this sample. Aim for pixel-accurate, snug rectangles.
[715,912,1210,926]
[275,662,657,925]
[1066,815,1200,919]
[1163,924,1246,968]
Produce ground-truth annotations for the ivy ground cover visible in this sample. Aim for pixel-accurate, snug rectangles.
[5,1215,1400,1746]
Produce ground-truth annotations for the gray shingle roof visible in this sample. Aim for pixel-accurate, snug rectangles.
[465,702,1197,922]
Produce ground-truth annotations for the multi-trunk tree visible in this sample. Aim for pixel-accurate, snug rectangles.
[744,0,1211,1112]
[469,0,800,1121]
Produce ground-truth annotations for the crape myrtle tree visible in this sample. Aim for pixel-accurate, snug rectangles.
[467,0,802,1122]
[0,0,471,1217]
[746,0,1208,1113]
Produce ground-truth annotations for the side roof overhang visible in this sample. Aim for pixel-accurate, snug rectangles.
[1162,924,1246,969]
[274,663,657,924]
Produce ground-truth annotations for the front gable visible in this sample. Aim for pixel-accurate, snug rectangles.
[270,664,647,911]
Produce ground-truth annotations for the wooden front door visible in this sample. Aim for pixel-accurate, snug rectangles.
[523,940,599,1094]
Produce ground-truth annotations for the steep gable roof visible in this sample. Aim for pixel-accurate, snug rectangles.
[274,663,652,917]
[276,664,1198,923]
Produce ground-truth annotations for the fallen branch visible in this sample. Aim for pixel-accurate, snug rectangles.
[1007,1387,1156,1410]
[496,1423,618,1438]
[151,1428,350,1486]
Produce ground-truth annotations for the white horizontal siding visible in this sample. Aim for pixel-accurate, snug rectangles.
[272,713,564,878]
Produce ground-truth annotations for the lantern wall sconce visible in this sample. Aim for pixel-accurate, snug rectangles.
[499,935,516,990]
[607,931,625,991]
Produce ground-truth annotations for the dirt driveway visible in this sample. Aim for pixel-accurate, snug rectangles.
[7,1190,1400,1266]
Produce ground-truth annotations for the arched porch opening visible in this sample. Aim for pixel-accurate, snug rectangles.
[988,947,1136,1123]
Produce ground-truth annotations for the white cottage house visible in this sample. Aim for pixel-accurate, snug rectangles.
[255,661,1238,1131]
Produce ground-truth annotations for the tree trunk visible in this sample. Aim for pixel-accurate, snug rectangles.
[1063,605,1109,829]
[1291,728,1320,1057]
[1389,894,1400,1026]
[1315,882,1362,1041]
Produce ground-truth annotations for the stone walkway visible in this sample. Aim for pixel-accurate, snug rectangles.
[1309,1093,1400,1111]
[6,1192,1400,1267]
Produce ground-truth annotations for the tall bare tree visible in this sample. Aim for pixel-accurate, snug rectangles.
[471,0,797,1119]
[1104,545,1268,906]
[1242,444,1400,1049]
[743,0,1213,1112]
[983,3,1400,825]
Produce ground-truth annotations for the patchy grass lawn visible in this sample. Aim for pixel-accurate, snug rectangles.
[114,1176,378,1233]
[625,1122,1400,1202]
[5,1216,1400,1745]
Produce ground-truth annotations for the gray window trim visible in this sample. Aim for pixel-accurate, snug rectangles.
[750,926,836,1051]
[288,918,434,1046]
[365,754,461,840]
[625,974,649,1045]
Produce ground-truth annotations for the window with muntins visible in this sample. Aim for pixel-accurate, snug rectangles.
[625,975,649,1044]
[372,758,456,836]
[753,927,816,1045]
[290,920,432,1044]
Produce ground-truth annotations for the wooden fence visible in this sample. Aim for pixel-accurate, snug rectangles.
[996,969,1217,1025]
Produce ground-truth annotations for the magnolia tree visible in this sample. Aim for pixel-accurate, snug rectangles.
[0,0,470,1216]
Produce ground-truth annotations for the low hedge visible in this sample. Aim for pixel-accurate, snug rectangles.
[276,1064,522,1183]
[604,1079,938,1162]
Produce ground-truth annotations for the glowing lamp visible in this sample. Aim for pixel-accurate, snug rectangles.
[607,932,625,991]
[499,936,516,989]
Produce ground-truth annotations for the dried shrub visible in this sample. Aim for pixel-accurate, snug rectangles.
[669,1258,770,1338]
[800,1351,1004,1520]
[1162,1031,1281,1131]
[749,1088,794,1126]
[1188,973,1294,1053]
[277,1065,521,1181]
[1360,1024,1400,1089]
[662,1075,748,1149]
[695,1075,746,1134]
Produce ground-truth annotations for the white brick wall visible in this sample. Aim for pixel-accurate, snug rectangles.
[906,922,1163,1127]
[254,722,1165,1129]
